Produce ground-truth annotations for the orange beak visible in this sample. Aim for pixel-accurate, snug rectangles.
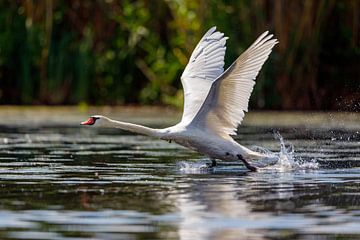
[81,117,96,125]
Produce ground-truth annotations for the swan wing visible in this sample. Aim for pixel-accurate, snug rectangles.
[190,31,278,138]
[180,26,228,125]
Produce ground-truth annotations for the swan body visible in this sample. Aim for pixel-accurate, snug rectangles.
[81,27,278,171]
[160,124,263,160]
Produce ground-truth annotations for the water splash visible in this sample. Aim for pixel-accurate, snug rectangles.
[262,132,319,172]
[177,160,213,174]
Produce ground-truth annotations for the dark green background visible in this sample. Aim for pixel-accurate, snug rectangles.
[0,0,359,110]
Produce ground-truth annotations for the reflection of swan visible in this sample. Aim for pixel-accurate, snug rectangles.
[82,27,277,171]
[175,178,271,240]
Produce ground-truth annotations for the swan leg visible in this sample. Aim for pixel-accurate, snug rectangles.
[237,154,257,172]
[206,159,217,168]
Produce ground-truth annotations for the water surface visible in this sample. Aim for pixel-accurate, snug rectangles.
[0,110,360,239]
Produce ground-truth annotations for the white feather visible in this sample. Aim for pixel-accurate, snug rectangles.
[180,26,228,125]
[189,32,278,139]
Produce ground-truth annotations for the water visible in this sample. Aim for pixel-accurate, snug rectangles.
[0,111,360,239]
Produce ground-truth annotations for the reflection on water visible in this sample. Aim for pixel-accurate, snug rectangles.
[0,122,360,239]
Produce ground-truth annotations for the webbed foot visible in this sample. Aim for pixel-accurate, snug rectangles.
[237,154,257,172]
[206,159,217,168]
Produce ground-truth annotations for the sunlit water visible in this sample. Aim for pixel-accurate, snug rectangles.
[1,121,360,239]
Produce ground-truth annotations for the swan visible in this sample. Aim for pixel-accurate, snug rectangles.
[81,27,278,171]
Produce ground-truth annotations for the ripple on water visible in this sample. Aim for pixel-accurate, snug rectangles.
[1,124,360,239]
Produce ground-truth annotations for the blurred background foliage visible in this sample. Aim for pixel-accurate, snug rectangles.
[0,0,359,110]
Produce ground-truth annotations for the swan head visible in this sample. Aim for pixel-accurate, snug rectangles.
[80,115,101,125]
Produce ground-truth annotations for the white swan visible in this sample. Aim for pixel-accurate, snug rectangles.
[81,27,278,171]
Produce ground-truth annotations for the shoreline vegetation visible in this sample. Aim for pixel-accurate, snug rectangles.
[0,106,358,130]
[0,1,359,110]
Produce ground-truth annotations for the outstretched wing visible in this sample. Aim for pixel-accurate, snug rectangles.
[189,31,278,139]
[180,27,228,125]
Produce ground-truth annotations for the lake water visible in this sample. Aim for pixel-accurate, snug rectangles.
[0,108,359,239]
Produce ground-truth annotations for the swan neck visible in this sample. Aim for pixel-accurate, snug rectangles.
[102,116,162,138]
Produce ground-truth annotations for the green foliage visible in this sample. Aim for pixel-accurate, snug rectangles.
[0,0,359,110]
